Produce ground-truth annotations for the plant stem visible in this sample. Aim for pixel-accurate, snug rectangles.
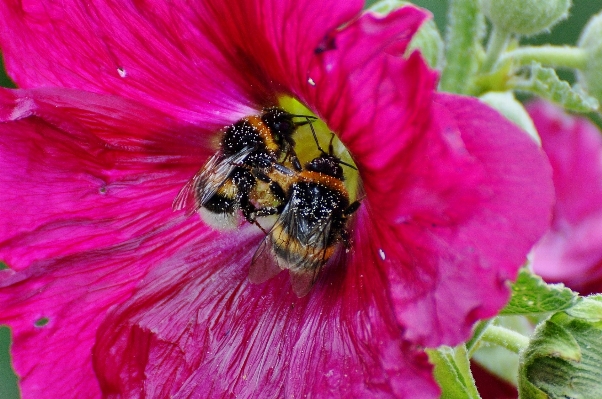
[481,26,510,72]
[439,0,482,94]
[481,325,529,354]
[466,319,493,357]
[499,45,588,70]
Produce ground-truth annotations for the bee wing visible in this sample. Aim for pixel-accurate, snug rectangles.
[248,196,299,285]
[172,148,254,215]
[249,189,335,297]
[248,235,284,284]
[289,271,318,297]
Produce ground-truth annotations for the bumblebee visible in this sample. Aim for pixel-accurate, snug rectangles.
[249,136,361,297]
[173,107,315,229]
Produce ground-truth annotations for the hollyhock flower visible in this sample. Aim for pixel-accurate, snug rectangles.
[529,100,602,295]
[0,1,553,398]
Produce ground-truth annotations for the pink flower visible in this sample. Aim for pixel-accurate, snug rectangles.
[529,100,602,295]
[0,1,553,398]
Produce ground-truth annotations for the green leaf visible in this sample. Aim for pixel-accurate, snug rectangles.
[501,269,579,316]
[566,295,602,321]
[428,346,481,399]
[511,62,599,113]
[519,310,602,399]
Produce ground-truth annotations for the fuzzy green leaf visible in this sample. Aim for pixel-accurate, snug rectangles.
[501,269,579,316]
[511,62,599,112]
[566,295,602,321]
[428,346,481,399]
[519,310,602,399]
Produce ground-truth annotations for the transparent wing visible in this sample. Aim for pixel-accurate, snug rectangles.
[172,147,254,215]
[248,236,284,284]
[248,188,334,296]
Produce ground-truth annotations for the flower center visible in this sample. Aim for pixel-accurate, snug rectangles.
[277,96,360,202]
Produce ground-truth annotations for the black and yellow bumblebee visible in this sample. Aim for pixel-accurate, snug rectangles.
[173,107,315,229]
[249,135,361,297]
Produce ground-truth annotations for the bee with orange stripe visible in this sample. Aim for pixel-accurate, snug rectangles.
[249,134,361,297]
[173,107,314,229]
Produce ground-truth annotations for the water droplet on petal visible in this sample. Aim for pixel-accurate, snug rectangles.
[117,67,127,78]
[378,249,386,260]
[308,77,316,86]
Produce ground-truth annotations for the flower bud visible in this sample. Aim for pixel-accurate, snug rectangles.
[368,0,443,69]
[480,92,540,144]
[482,0,571,36]
[577,11,602,103]
[407,18,444,69]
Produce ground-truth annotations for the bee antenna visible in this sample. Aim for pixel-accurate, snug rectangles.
[308,119,327,155]
[328,133,335,155]
[290,113,318,120]
[338,159,357,170]
[292,114,317,128]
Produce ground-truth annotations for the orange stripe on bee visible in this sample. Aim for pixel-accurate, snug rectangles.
[247,115,280,153]
[216,179,238,197]
[271,224,336,271]
[298,171,348,195]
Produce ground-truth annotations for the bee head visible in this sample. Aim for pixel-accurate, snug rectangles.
[262,108,296,139]
[305,155,344,180]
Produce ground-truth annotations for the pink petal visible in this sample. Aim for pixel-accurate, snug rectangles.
[379,95,553,346]
[0,87,213,397]
[298,6,554,346]
[0,88,209,271]
[0,0,362,124]
[94,226,439,398]
[528,100,602,293]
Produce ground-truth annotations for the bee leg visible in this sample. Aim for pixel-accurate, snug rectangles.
[290,153,302,171]
[268,181,287,202]
[255,207,279,217]
[344,201,361,216]
[241,203,270,234]
[253,171,272,183]
[340,228,353,248]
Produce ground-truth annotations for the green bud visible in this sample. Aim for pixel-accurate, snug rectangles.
[407,18,444,69]
[368,0,443,69]
[482,0,571,36]
[479,92,540,144]
[577,11,602,103]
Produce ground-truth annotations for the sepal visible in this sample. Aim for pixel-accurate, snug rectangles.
[511,62,599,113]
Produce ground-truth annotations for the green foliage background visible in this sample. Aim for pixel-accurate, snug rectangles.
[1,1,602,398]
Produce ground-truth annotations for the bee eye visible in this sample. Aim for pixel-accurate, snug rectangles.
[273,119,292,133]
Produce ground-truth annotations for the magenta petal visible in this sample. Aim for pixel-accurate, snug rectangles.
[94,228,439,399]
[0,0,362,124]
[379,94,553,346]
[0,88,215,397]
[300,5,553,346]
[0,88,209,271]
[529,100,602,293]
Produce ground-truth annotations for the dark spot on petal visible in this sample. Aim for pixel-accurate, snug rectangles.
[314,35,336,54]
[99,185,107,195]
[34,317,50,328]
